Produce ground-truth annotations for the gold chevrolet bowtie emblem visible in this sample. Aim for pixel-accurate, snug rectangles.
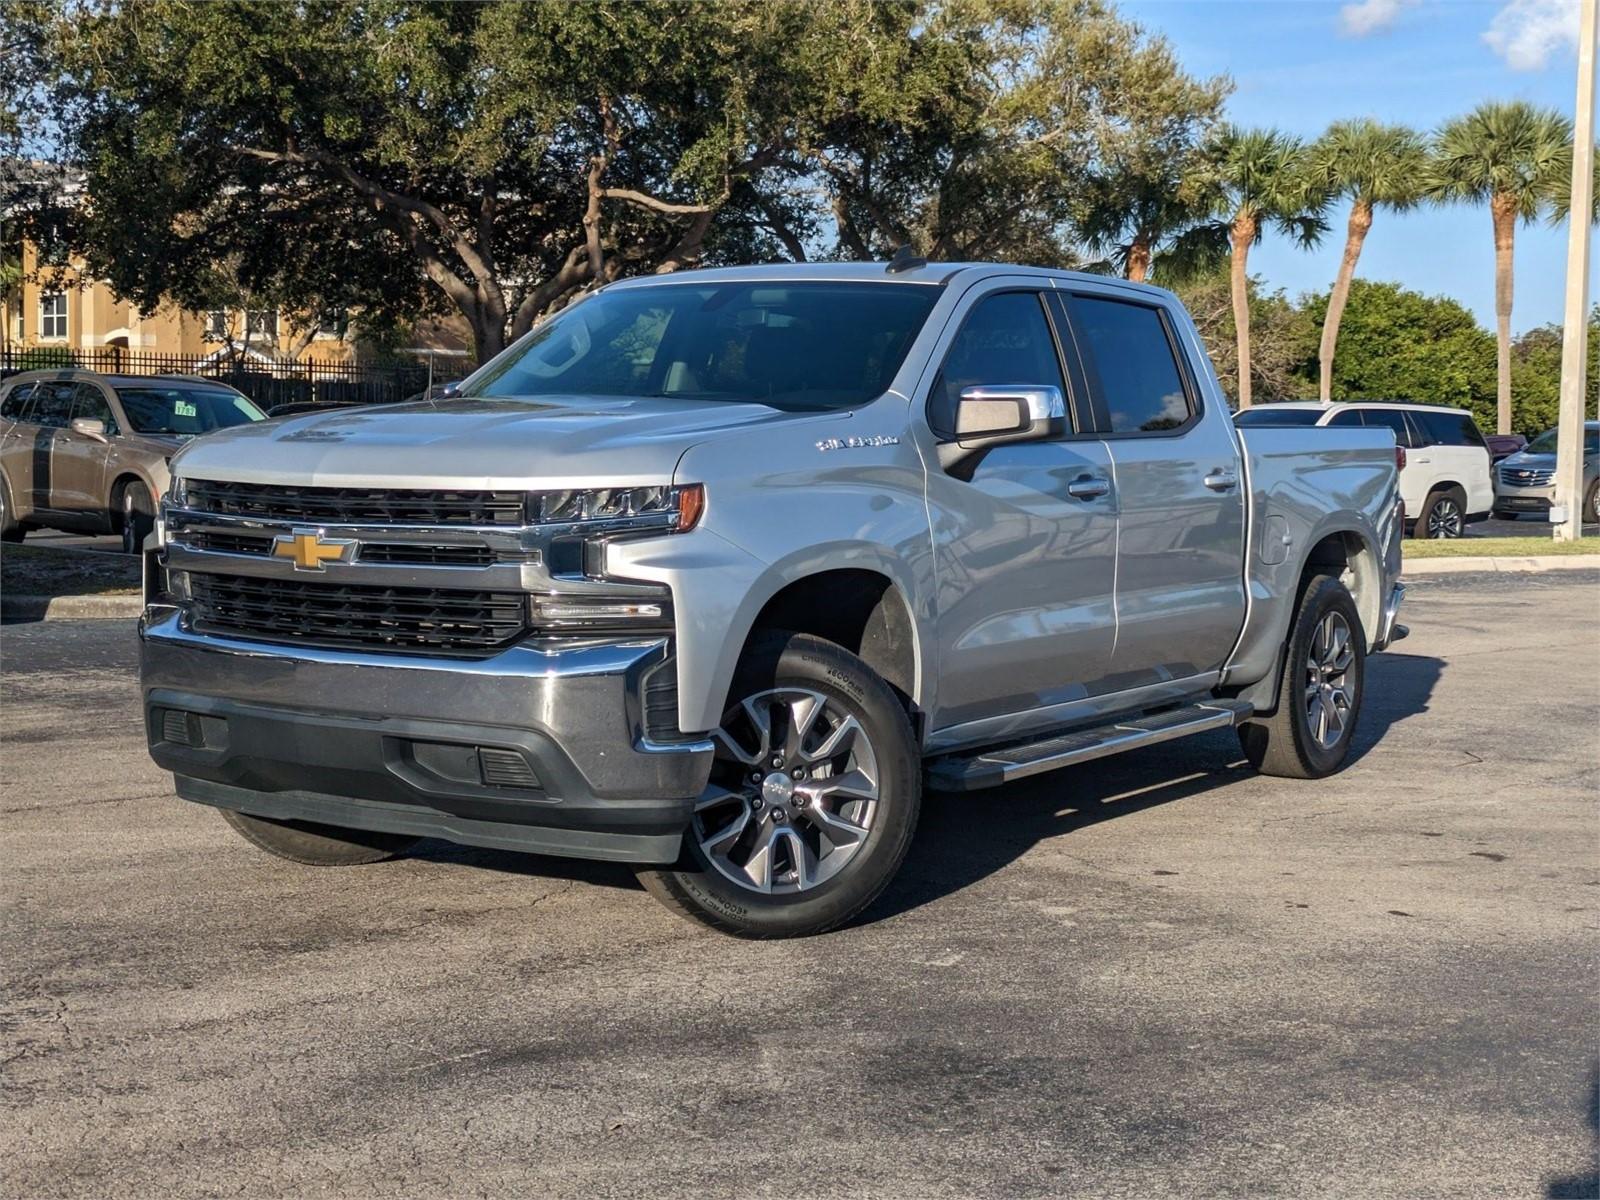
[271,529,356,571]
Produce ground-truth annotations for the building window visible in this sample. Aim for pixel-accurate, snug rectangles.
[203,310,229,342]
[245,309,278,342]
[39,292,67,341]
[315,309,346,339]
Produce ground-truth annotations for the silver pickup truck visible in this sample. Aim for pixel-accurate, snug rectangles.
[139,261,1406,938]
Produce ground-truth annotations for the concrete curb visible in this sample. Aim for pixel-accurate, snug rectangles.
[1403,554,1600,575]
[1,593,143,621]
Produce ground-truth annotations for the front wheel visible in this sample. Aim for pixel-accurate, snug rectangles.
[1238,574,1366,779]
[119,484,155,555]
[219,808,419,865]
[1585,478,1598,525]
[0,479,24,543]
[637,632,921,938]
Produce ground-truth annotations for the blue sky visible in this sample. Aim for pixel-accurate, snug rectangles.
[1120,0,1594,333]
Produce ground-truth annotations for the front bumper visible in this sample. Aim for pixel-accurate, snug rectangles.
[139,606,714,864]
[1492,481,1555,513]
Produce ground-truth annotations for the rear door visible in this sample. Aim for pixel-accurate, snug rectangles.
[1410,408,1494,516]
[0,382,40,518]
[19,381,76,514]
[1057,288,1247,689]
[1348,408,1428,512]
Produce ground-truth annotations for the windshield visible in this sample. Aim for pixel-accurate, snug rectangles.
[1525,427,1599,455]
[466,282,941,412]
[116,386,266,435]
[1233,407,1323,427]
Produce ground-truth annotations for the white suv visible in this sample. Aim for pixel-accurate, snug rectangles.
[1235,401,1493,538]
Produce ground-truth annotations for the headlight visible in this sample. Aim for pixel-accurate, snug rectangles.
[529,483,703,532]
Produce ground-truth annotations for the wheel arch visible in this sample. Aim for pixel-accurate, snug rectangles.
[736,568,921,727]
[108,471,158,527]
[1298,526,1384,652]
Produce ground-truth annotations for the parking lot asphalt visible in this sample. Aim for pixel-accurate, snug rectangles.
[3,571,1597,1199]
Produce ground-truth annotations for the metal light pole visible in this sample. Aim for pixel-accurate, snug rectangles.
[1555,0,1598,541]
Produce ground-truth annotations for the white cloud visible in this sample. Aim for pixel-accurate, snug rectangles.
[1483,0,1582,71]
[1339,0,1420,37]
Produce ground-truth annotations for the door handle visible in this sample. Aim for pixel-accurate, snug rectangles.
[1203,468,1238,492]
[1067,476,1111,500]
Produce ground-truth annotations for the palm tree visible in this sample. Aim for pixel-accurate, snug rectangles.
[1198,126,1328,409]
[1429,102,1572,434]
[1309,120,1429,402]
[1079,157,1227,285]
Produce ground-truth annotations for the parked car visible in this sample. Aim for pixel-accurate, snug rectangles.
[1483,432,1527,463]
[0,369,267,552]
[140,262,1406,938]
[1492,421,1600,523]
[1234,400,1493,538]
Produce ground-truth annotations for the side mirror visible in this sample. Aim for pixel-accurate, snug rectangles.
[940,384,1066,473]
[69,417,108,442]
[438,381,461,400]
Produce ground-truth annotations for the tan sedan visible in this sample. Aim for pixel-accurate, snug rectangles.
[0,369,266,552]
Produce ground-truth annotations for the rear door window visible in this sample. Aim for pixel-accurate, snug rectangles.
[28,382,76,429]
[1356,408,1418,449]
[1325,409,1365,428]
[1411,408,1487,449]
[1,383,35,421]
[1063,294,1196,434]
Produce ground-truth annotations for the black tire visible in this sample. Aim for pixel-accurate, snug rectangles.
[1238,574,1366,780]
[0,476,23,543]
[1412,486,1467,539]
[1585,478,1598,525]
[118,482,155,555]
[637,632,921,939]
[218,808,419,866]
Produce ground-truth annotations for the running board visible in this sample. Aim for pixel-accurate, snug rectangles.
[926,699,1253,793]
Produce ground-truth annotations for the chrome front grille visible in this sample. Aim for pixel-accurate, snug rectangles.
[1498,466,1554,487]
[184,480,528,526]
[188,574,528,654]
[179,528,500,568]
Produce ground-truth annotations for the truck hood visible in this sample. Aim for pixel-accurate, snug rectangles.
[169,395,846,488]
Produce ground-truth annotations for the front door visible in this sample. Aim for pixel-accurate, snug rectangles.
[922,285,1120,740]
[50,383,117,519]
[1057,289,1247,688]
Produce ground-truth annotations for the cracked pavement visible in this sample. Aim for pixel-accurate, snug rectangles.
[2,570,1597,1198]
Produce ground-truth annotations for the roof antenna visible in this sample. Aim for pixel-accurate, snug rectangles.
[886,244,926,274]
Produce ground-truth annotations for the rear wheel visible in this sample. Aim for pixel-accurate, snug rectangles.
[218,808,418,866]
[118,483,155,555]
[637,632,920,939]
[1585,478,1598,525]
[1413,486,1466,538]
[1238,574,1366,780]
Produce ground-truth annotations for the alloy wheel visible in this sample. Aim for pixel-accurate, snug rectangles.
[1304,611,1357,750]
[695,688,880,895]
[1427,496,1463,538]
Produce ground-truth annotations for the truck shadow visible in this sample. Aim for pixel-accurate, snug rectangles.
[1544,1064,1599,1199]
[865,649,1444,926]
[410,652,1444,916]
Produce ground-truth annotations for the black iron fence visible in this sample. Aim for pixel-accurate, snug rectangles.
[0,346,474,412]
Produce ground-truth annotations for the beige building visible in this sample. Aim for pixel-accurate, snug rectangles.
[1,208,469,370]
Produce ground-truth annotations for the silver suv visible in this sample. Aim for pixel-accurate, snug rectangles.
[0,370,266,551]
[1492,421,1600,524]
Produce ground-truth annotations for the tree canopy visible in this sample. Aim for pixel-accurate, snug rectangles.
[33,0,1226,360]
